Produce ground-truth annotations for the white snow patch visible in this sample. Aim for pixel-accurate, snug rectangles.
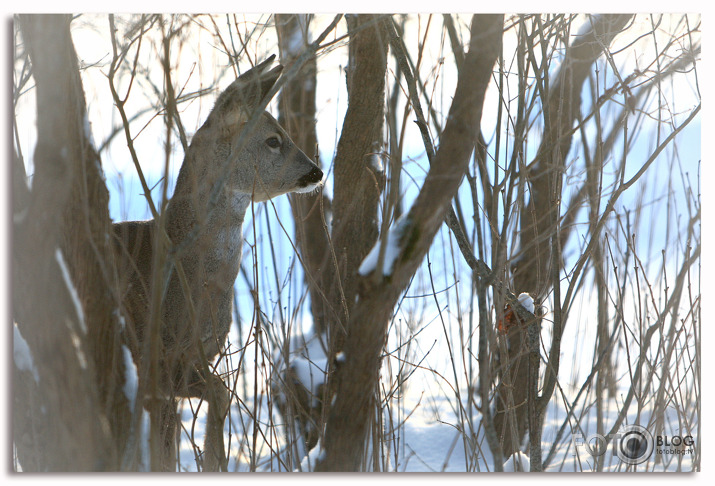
[55,248,87,334]
[122,345,139,410]
[503,452,530,472]
[517,292,535,313]
[13,324,39,382]
[358,215,410,277]
[265,331,330,471]
[369,152,384,172]
[274,332,329,409]
[297,439,324,472]
[293,355,328,408]
[138,409,151,472]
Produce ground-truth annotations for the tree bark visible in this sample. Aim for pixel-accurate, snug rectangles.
[13,14,133,471]
[494,14,633,459]
[276,14,334,338]
[317,14,504,471]
[511,14,632,297]
[326,14,389,351]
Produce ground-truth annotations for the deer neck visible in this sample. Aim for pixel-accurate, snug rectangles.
[166,165,252,275]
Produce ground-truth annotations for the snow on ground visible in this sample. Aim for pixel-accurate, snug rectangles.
[172,353,696,472]
[503,452,530,471]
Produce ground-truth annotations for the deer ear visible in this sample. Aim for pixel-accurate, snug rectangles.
[252,64,283,105]
[211,55,284,123]
[248,53,278,77]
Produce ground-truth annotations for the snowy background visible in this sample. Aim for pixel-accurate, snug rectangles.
[10,11,700,474]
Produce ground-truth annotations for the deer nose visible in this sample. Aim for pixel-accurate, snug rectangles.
[299,166,323,187]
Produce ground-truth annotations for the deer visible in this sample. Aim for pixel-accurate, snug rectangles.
[112,55,323,471]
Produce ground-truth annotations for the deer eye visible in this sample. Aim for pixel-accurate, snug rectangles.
[266,137,281,149]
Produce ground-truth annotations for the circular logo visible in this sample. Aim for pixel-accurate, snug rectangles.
[616,425,654,465]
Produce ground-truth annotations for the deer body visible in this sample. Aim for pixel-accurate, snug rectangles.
[112,56,322,470]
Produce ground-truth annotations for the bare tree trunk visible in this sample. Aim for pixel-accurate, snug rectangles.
[493,14,633,460]
[583,110,615,470]
[275,13,390,458]
[317,14,503,471]
[13,14,133,471]
[275,14,335,454]
[326,15,389,351]
[276,14,334,338]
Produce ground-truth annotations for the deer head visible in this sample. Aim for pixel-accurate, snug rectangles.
[180,55,323,205]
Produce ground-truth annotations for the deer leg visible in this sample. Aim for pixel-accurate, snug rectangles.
[159,398,179,471]
[204,373,229,471]
[186,369,229,472]
[143,394,179,472]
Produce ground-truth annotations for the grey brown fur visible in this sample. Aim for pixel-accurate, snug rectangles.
[112,56,323,470]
